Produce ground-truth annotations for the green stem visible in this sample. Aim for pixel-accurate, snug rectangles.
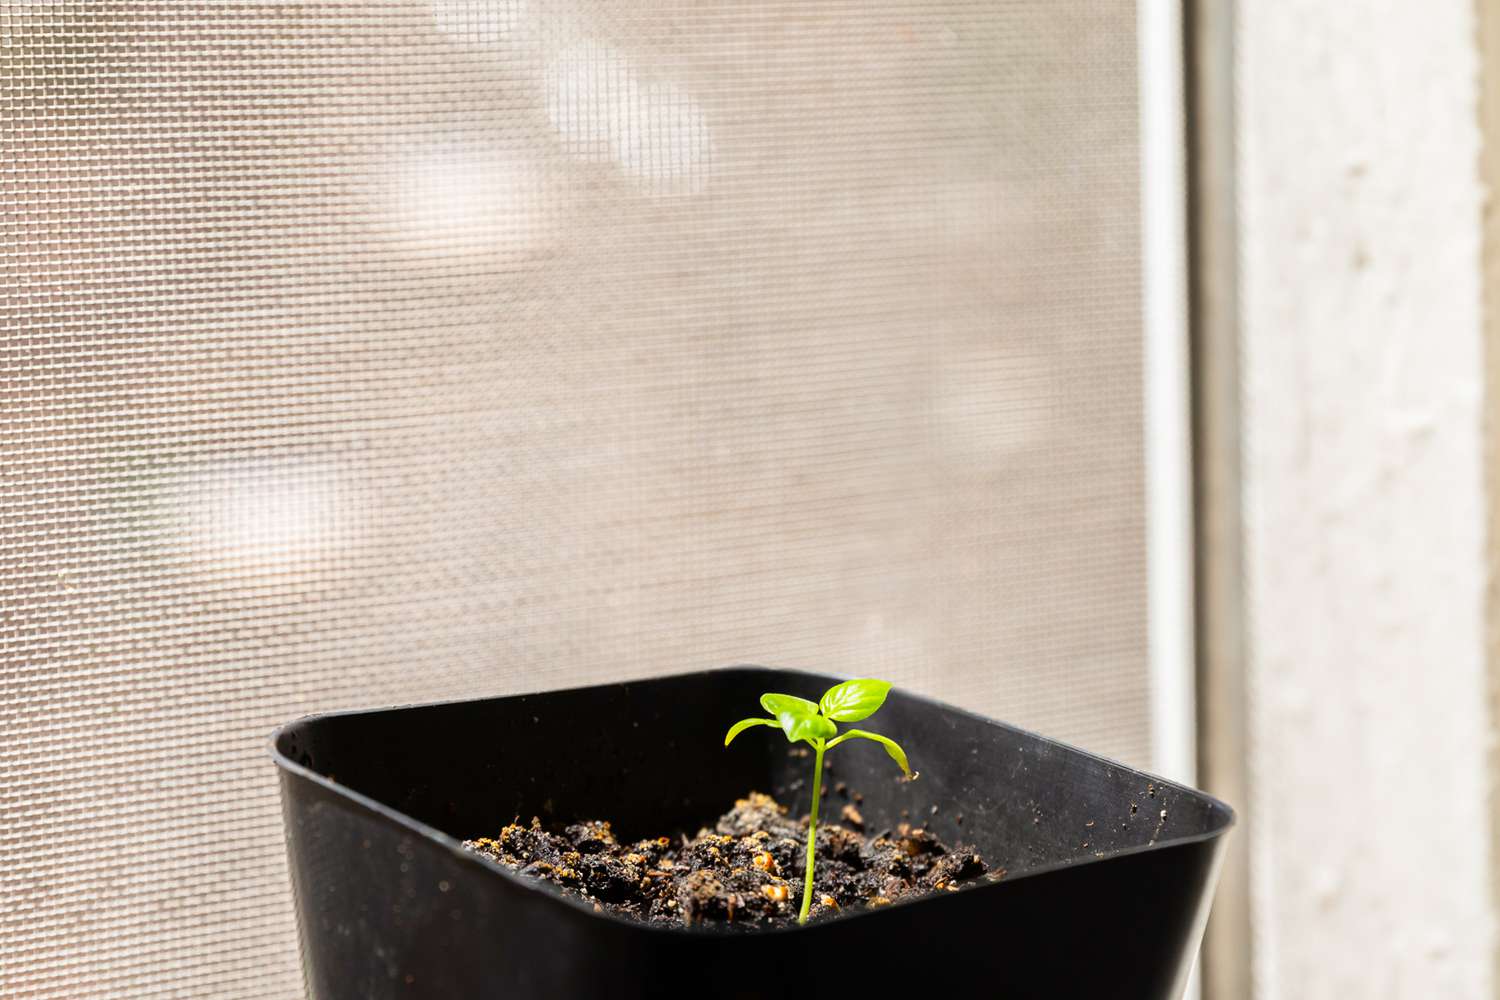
[798,739,825,924]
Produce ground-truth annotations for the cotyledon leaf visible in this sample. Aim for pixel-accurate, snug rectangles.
[724,717,779,746]
[831,728,911,776]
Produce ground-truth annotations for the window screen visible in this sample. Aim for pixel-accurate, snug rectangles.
[1,3,1149,995]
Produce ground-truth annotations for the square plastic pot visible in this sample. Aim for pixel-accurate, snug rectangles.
[272,666,1232,999]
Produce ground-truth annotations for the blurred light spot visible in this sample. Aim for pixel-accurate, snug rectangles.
[931,347,1059,464]
[545,42,713,194]
[431,0,526,47]
[383,141,546,258]
[177,460,353,578]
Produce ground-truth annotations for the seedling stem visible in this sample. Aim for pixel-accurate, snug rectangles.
[801,740,825,922]
[724,678,912,924]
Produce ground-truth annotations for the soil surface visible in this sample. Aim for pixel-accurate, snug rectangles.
[462,791,989,927]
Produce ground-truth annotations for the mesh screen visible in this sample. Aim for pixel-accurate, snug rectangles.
[1,2,1148,995]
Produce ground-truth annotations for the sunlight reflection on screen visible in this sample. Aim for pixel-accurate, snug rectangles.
[545,41,713,194]
[431,0,527,48]
[174,459,356,580]
[931,347,1060,466]
[382,140,548,259]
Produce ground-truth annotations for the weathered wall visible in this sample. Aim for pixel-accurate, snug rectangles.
[1239,2,1494,997]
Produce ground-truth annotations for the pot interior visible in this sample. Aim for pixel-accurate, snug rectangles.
[274,666,1231,880]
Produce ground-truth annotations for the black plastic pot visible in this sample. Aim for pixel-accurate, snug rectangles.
[273,666,1232,999]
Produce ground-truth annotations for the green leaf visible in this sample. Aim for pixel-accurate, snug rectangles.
[724,717,778,746]
[830,728,911,776]
[760,692,820,717]
[776,708,837,744]
[818,678,893,722]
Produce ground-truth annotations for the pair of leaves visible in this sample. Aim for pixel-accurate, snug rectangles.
[725,678,893,747]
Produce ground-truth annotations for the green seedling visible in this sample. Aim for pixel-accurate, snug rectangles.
[723,678,912,924]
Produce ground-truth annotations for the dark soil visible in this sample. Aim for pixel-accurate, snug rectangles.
[462,791,989,928]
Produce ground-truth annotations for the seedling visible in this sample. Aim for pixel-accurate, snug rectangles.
[723,678,912,924]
